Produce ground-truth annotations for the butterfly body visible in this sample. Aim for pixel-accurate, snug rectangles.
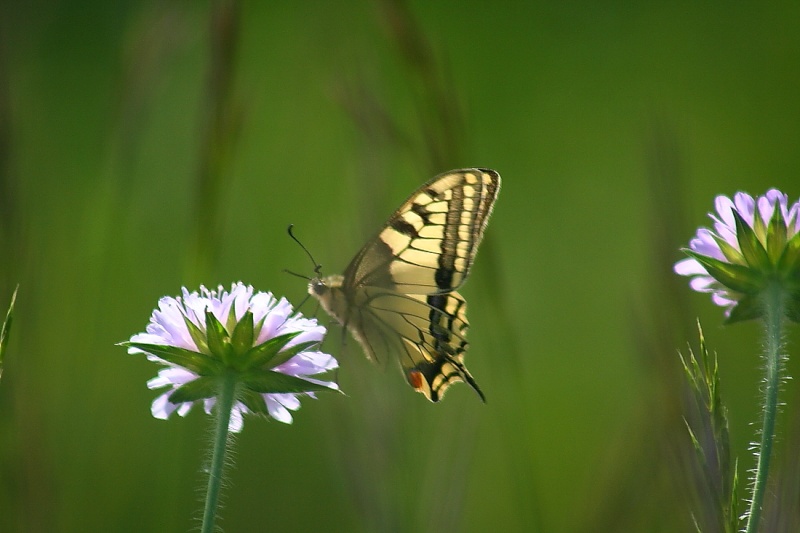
[309,168,500,402]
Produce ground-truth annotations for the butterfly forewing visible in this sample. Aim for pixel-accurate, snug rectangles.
[345,169,500,294]
[310,168,500,402]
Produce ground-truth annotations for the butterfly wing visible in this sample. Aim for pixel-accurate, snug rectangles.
[336,168,500,401]
[343,168,500,294]
[345,287,484,402]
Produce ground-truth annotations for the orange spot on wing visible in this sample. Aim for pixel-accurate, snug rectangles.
[408,370,424,391]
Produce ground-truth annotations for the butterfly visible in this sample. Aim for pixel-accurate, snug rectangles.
[308,168,501,402]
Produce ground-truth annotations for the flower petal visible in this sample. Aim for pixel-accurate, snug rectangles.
[265,395,294,424]
[674,258,706,276]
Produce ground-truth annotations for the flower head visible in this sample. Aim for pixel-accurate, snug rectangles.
[123,283,339,431]
[675,189,800,322]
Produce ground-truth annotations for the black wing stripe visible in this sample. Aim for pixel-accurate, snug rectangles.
[390,217,419,238]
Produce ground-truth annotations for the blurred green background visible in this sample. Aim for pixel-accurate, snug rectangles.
[2,1,800,532]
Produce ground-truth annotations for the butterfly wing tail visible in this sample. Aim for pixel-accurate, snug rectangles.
[405,348,486,403]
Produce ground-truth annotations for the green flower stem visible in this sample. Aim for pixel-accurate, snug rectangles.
[201,372,237,533]
[745,281,785,533]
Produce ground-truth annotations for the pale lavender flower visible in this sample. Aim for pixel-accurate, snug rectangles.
[675,189,800,322]
[125,283,338,431]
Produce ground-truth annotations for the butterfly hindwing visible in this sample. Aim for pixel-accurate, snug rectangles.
[309,168,500,402]
[344,287,482,402]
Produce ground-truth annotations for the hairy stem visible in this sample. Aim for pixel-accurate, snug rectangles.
[744,281,785,533]
[201,372,236,533]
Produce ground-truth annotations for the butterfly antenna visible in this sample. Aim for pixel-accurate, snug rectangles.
[283,269,311,281]
[287,224,323,276]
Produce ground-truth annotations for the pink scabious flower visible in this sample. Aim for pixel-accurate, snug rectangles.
[123,283,339,431]
[675,189,800,323]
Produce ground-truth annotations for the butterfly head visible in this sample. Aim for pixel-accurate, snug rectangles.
[308,274,343,297]
[308,274,347,325]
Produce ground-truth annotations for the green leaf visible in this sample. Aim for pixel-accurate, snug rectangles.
[784,290,800,323]
[0,286,18,381]
[684,250,763,294]
[752,199,769,243]
[237,331,300,370]
[226,301,239,337]
[732,210,771,271]
[183,313,209,355]
[238,389,270,415]
[776,229,800,277]
[679,345,701,392]
[168,376,221,403]
[252,313,266,343]
[263,341,320,370]
[713,234,745,265]
[679,321,739,532]
[765,203,788,264]
[683,418,704,458]
[727,460,740,533]
[205,309,230,363]
[230,311,254,356]
[724,294,763,324]
[121,342,221,375]
[242,370,337,394]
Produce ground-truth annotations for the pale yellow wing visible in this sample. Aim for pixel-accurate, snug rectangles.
[343,169,500,293]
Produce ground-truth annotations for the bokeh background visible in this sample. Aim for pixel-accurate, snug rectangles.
[2,1,800,532]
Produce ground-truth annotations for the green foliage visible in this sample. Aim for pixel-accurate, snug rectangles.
[244,339,318,370]
[683,251,762,294]
[0,286,17,381]
[121,342,223,375]
[240,370,337,395]
[168,375,220,404]
[777,228,800,277]
[229,309,254,355]
[732,210,771,272]
[205,309,231,364]
[680,321,740,533]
